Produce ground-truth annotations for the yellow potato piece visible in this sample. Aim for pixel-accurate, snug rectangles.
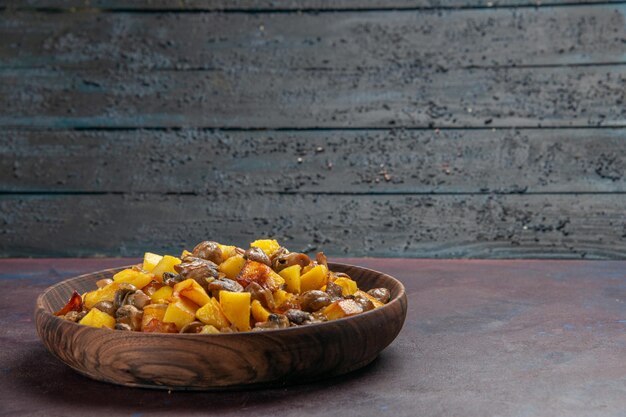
[250,239,280,256]
[272,289,290,308]
[151,255,182,280]
[142,252,163,272]
[113,269,154,289]
[217,244,238,262]
[150,285,173,304]
[79,308,115,329]
[333,277,358,296]
[174,278,211,306]
[200,325,220,334]
[83,282,126,309]
[163,297,199,330]
[195,298,230,330]
[218,255,246,280]
[219,291,251,332]
[323,299,363,321]
[300,265,328,292]
[142,303,168,329]
[279,265,301,294]
[251,299,271,323]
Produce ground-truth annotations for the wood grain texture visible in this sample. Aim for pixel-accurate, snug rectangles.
[35,262,407,390]
[3,5,625,70]
[1,65,624,128]
[2,193,625,258]
[3,0,625,10]
[2,128,626,194]
[1,3,625,258]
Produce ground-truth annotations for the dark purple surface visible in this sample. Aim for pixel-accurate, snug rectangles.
[1,258,626,416]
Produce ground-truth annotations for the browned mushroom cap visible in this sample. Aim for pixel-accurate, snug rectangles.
[175,256,219,289]
[244,247,271,266]
[269,246,289,261]
[285,309,313,325]
[92,300,116,316]
[62,310,82,322]
[192,241,223,265]
[125,290,151,310]
[315,252,328,268]
[272,252,312,272]
[300,290,332,312]
[245,282,276,310]
[367,288,391,304]
[253,313,290,330]
[208,278,244,298]
[113,284,138,309]
[180,321,205,333]
[114,323,133,331]
[115,305,143,331]
[163,272,184,287]
[325,281,343,299]
[352,293,375,312]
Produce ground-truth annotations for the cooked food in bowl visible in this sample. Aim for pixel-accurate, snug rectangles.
[55,239,392,333]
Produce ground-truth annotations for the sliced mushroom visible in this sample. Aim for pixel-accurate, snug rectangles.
[192,241,223,264]
[245,282,276,310]
[180,321,206,334]
[115,305,143,331]
[125,290,151,310]
[114,323,133,331]
[325,281,343,299]
[315,252,328,268]
[367,288,391,304]
[352,293,375,312]
[163,272,184,287]
[269,246,289,261]
[175,256,219,289]
[244,247,271,266]
[254,313,290,330]
[208,278,244,298]
[285,309,313,325]
[63,310,83,322]
[272,252,312,272]
[113,284,138,309]
[300,290,332,312]
[92,300,116,316]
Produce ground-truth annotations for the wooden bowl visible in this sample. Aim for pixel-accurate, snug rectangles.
[35,262,407,390]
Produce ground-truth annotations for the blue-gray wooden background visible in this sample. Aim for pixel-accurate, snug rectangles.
[1,0,625,258]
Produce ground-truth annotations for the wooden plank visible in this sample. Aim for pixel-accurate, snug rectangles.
[2,5,625,70]
[1,66,623,128]
[2,128,626,194]
[3,0,625,10]
[1,193,625,258]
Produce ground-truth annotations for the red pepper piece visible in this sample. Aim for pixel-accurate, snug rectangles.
[54,291,83,316]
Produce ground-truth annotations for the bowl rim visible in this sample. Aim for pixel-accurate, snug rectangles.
[36,261,406,337]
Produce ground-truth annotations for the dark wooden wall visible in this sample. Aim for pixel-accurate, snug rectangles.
[1,0,625,258]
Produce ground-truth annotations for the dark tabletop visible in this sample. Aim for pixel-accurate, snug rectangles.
[1,258,625,416]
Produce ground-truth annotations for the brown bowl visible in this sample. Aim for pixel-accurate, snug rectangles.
[35,262,407,390]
